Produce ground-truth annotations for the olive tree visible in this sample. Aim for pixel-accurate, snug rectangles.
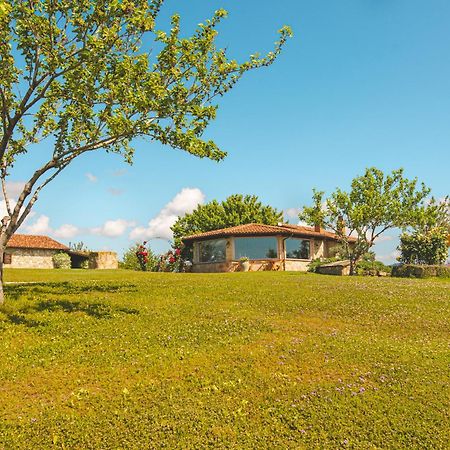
[299,168,432,274]
[0,0,291,302]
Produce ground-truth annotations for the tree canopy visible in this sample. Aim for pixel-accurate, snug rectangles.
[0,0,291,302]
[171,194,283,246]
[299,167,435,274]
[398,196,449,265]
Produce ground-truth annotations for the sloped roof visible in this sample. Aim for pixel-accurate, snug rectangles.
[7,234,69,250]
[182,223,356,243]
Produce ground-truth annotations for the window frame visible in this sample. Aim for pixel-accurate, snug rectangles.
[284,238,311,260]
[197,239,227,264]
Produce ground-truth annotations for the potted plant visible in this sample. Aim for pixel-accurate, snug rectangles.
[239,256,250,272]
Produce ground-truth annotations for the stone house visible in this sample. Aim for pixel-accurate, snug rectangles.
[4,234,119,269]
[182,223,356,273]
[4,234,69,269]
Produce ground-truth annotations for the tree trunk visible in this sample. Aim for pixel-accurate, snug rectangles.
[0,248,4,305]
[349,258,355,276]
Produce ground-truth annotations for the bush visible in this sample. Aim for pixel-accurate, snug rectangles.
[52,252,71,269]
[398,228,448,265]
[121,243,158,271]
[356,260,391,276]
[392,264,450,278]
[156,248,185,272]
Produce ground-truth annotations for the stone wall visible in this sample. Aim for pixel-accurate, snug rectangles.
[5,248,58,269]
[192,261,239,273]
[88,251,118,269]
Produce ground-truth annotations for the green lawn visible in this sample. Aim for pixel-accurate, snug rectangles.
[0,270,449,449]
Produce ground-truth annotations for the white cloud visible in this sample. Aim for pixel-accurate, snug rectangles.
[377,250,400,264]
[107,187,124,196]
[285,207,300,219]
[91,219,135,238]
[5,181,25,199]
[21,214,80,239]
[54,224,80,239]
[130,187,205,241]
[86,173,97,183]
[25,214,52,234]
[374,234,395,243]
[112,169,127,177]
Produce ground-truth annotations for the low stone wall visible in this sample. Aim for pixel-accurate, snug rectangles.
[192,259,311,273]
[5,248,58,269]
[284,260,310,272]
[88,251,118,270]
[317,263,351,276]
[192,261,239,273]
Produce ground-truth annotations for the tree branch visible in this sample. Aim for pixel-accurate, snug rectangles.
[1,174,12,217]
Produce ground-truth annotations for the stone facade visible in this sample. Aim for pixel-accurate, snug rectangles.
[88,252,118,270]
[4,248,60,269]
[4,247,118,270]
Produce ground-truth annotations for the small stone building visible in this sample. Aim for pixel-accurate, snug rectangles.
[182,223,356,273]
[4,234,69,269]
[4,234,118,269]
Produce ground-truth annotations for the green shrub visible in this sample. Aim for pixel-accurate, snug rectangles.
[121,243,158,271]
[52,252,71,269]
[392,264,450,278]
[356,260,391,276]
[398,227,448,265]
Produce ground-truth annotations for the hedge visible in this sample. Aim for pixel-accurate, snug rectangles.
[391,264,450,279]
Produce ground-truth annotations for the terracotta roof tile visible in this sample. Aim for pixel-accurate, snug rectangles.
[7,234,69,250]
[182,223,357,242]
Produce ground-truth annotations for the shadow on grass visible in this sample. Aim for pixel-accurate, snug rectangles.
[1,281,140,327]
[1,313,43,328]
[5,281,137,302]
[31,299,140,318]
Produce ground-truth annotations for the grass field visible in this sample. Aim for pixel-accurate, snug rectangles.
[0,269,449,449]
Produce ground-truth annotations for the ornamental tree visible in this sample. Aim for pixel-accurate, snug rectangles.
[398,228,448,266]
[0,0,291,302]
[299,168,432,275]
[171,194,283,248]
[398,197,449,265]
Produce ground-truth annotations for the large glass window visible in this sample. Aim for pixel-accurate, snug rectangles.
[234,237,278,260]
[199,239,226,263]
[285,238,310,259]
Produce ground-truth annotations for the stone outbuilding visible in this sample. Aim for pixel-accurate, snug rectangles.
[4,234,118,269]
[4,234,69,269]
[182,223,356,273]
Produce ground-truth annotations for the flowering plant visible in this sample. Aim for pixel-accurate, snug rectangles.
[157,246,186,272]
[135,241,149,271]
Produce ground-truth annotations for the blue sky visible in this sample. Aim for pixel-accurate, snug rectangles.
[9,0,450,261]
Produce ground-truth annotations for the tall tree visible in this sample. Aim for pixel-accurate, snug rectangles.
[299,168,432,274]
[0,1,291,303]
[171,194,283,247]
